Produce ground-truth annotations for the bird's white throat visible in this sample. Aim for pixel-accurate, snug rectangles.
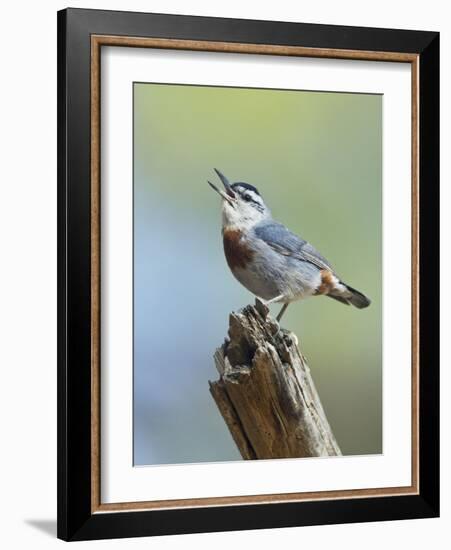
[221,200,270,231]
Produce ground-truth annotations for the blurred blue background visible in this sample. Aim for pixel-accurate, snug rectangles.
[133,83,382,465]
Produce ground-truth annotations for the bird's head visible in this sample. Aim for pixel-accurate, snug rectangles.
[208,168,271,229]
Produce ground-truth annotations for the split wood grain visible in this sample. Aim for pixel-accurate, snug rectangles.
[209,299,341,459]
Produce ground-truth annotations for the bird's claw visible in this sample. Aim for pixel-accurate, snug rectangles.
[282,331,298,347]
[270,324,298,348]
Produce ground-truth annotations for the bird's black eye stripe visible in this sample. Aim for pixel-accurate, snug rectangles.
[240,191,264,212]
[242,192,259,205]
[235,188,257,203]
[231,183,264,209]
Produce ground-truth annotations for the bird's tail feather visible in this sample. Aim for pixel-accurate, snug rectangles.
[329,283,371,309]
[328,294,350,306]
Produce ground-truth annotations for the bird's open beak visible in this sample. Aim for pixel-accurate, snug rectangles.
[208,168,236,206]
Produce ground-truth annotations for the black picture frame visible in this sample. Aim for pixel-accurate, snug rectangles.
[57,7,439,541]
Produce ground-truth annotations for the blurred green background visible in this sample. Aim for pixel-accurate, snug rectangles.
[133,83,382,465]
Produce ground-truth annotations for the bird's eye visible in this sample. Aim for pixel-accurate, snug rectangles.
[243,194,252,202]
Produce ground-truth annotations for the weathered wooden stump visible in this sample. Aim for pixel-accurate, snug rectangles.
[209,299,341,459]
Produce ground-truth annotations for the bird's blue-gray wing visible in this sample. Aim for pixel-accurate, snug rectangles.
[254,221,334,271]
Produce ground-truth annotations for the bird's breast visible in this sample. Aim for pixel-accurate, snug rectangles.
[222,228,254,271]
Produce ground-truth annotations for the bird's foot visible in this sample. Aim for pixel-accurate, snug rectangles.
[269,322,298,348]
[282,330,298,348]
[255,298,296,346]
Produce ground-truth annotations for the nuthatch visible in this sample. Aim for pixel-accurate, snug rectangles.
[208,168,370,322]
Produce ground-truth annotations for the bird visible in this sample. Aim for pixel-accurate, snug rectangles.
[208,168,370,323]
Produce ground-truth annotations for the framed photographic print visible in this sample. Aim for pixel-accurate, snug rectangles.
[57,8,439,541]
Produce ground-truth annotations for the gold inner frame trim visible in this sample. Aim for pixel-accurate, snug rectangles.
[90,34,420,514]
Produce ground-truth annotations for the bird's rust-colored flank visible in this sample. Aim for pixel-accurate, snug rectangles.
[316,269,335,295]
[223,229,254,270]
